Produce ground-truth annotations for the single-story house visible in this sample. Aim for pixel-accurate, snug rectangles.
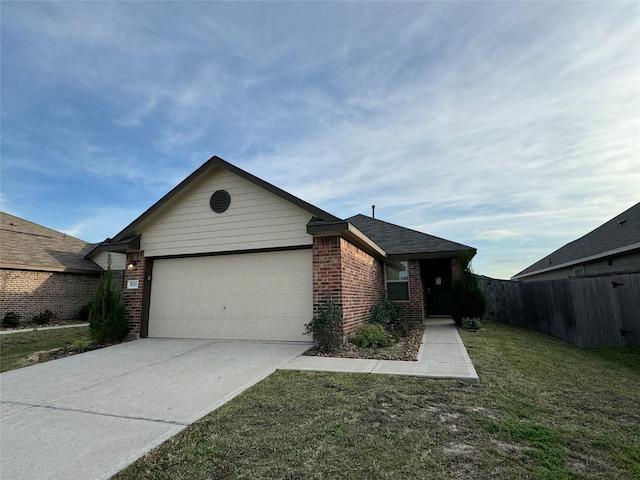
[91,156,475,341]
[0,212,124,322]
[512,202,640,281]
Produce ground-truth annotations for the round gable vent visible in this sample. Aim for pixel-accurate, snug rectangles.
[210,190,231,213]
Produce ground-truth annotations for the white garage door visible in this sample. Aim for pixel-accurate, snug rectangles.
[148,249,312,341]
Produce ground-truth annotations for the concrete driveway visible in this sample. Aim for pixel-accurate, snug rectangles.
[0,339,309,480]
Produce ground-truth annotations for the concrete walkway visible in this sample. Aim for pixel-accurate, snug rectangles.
[281,318,479,383]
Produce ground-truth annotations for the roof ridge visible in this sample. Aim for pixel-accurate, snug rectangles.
[0,211,87,243]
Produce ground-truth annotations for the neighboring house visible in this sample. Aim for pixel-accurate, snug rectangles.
[0,212,123,322]
[512,202,640,282]
[91,156,475,341]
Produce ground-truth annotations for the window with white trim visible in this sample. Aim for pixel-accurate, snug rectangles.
[386,261,409,301]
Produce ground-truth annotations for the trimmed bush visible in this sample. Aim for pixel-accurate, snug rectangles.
[352,323,390,349]
[369,300,404,333]
[304,300,343,352]
[33,309,56,325]
[89,259,128,344]
[2,312,21,328]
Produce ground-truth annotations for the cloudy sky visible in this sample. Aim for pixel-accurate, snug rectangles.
[1,1,638,279]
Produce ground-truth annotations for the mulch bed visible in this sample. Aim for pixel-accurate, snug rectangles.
[304,323,424,361]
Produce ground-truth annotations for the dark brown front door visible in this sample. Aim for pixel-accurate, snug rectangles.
[421,258,452,316]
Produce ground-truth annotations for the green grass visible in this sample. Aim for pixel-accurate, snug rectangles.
[113,321,638,479]
[0,326,91,372]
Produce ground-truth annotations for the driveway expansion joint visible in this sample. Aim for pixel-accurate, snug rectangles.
[1,400,189,426]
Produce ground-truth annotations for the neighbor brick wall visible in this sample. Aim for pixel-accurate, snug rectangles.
[340,238,385,336]
[0,268,100,322]
[122,251,146,334]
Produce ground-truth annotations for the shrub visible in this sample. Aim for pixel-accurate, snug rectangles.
[68,339,93,353]
[89,258,128,344]
[33,309,56,325]
[369,300,405,333]
[304,300,343,352]
[351,323,390,349]
[2,312,21,328]
[462,317,482,330]
[451,251,487,327]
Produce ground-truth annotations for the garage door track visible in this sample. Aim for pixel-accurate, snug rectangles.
[0,339,309,480]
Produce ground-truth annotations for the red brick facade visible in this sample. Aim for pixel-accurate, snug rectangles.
[391,259,425,324]
[312,236,385,338]
[122,251,147,334]
[312,236,433,338]
[0,269,100,322]
[339,239,385,336]
[451,257,461,280]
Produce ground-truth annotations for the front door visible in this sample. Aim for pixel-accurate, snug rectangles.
[421,258,452,316]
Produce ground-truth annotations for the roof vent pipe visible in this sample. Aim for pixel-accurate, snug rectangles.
[372,205,376,219]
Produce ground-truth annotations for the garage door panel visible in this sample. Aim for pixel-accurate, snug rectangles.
[148,249,312,341]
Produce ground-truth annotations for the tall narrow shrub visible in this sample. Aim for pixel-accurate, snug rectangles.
[450,250,487,327]
[89,257,128,344]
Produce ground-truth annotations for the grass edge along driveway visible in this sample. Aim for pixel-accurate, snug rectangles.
[0,326,91,373]
[113,321,639,480]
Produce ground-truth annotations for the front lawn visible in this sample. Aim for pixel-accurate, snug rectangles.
[0,326,91,373]
[114,321,639,479]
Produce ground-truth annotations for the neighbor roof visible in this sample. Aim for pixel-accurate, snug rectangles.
[0,212,102,274]
[346,214,475,260]
[512,202,640,280]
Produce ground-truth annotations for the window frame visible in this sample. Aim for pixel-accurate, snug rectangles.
[385,261,410,301]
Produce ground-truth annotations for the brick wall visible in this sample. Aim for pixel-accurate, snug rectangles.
[340,238,385,336]
[312,236,385,338]
[122,251,146,334]
[451,257,461,279]
[0,269,100,322]
[312,236,343,316]
[391,259,425,324]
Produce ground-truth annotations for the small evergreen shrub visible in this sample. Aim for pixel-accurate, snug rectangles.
[351,323,390,348]
[33,309,56,325]
[462,317,482,330]
[2,312,21,328]
[369,300,404,333]
[304,300,343,352]
[68,339,93,353]
[89,258,128,344]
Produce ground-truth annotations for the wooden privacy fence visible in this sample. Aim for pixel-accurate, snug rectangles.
[478,273,640,347]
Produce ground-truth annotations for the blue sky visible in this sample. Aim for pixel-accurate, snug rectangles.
[1,1,638,279]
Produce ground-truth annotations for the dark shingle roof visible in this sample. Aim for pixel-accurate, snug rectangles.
[346,214,475,258]
[513,202,640,279]
[0,212,102,274]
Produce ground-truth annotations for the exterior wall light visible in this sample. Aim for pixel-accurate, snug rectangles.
[127,260,138,271]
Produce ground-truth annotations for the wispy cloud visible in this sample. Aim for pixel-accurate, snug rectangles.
[1,1,638,278]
